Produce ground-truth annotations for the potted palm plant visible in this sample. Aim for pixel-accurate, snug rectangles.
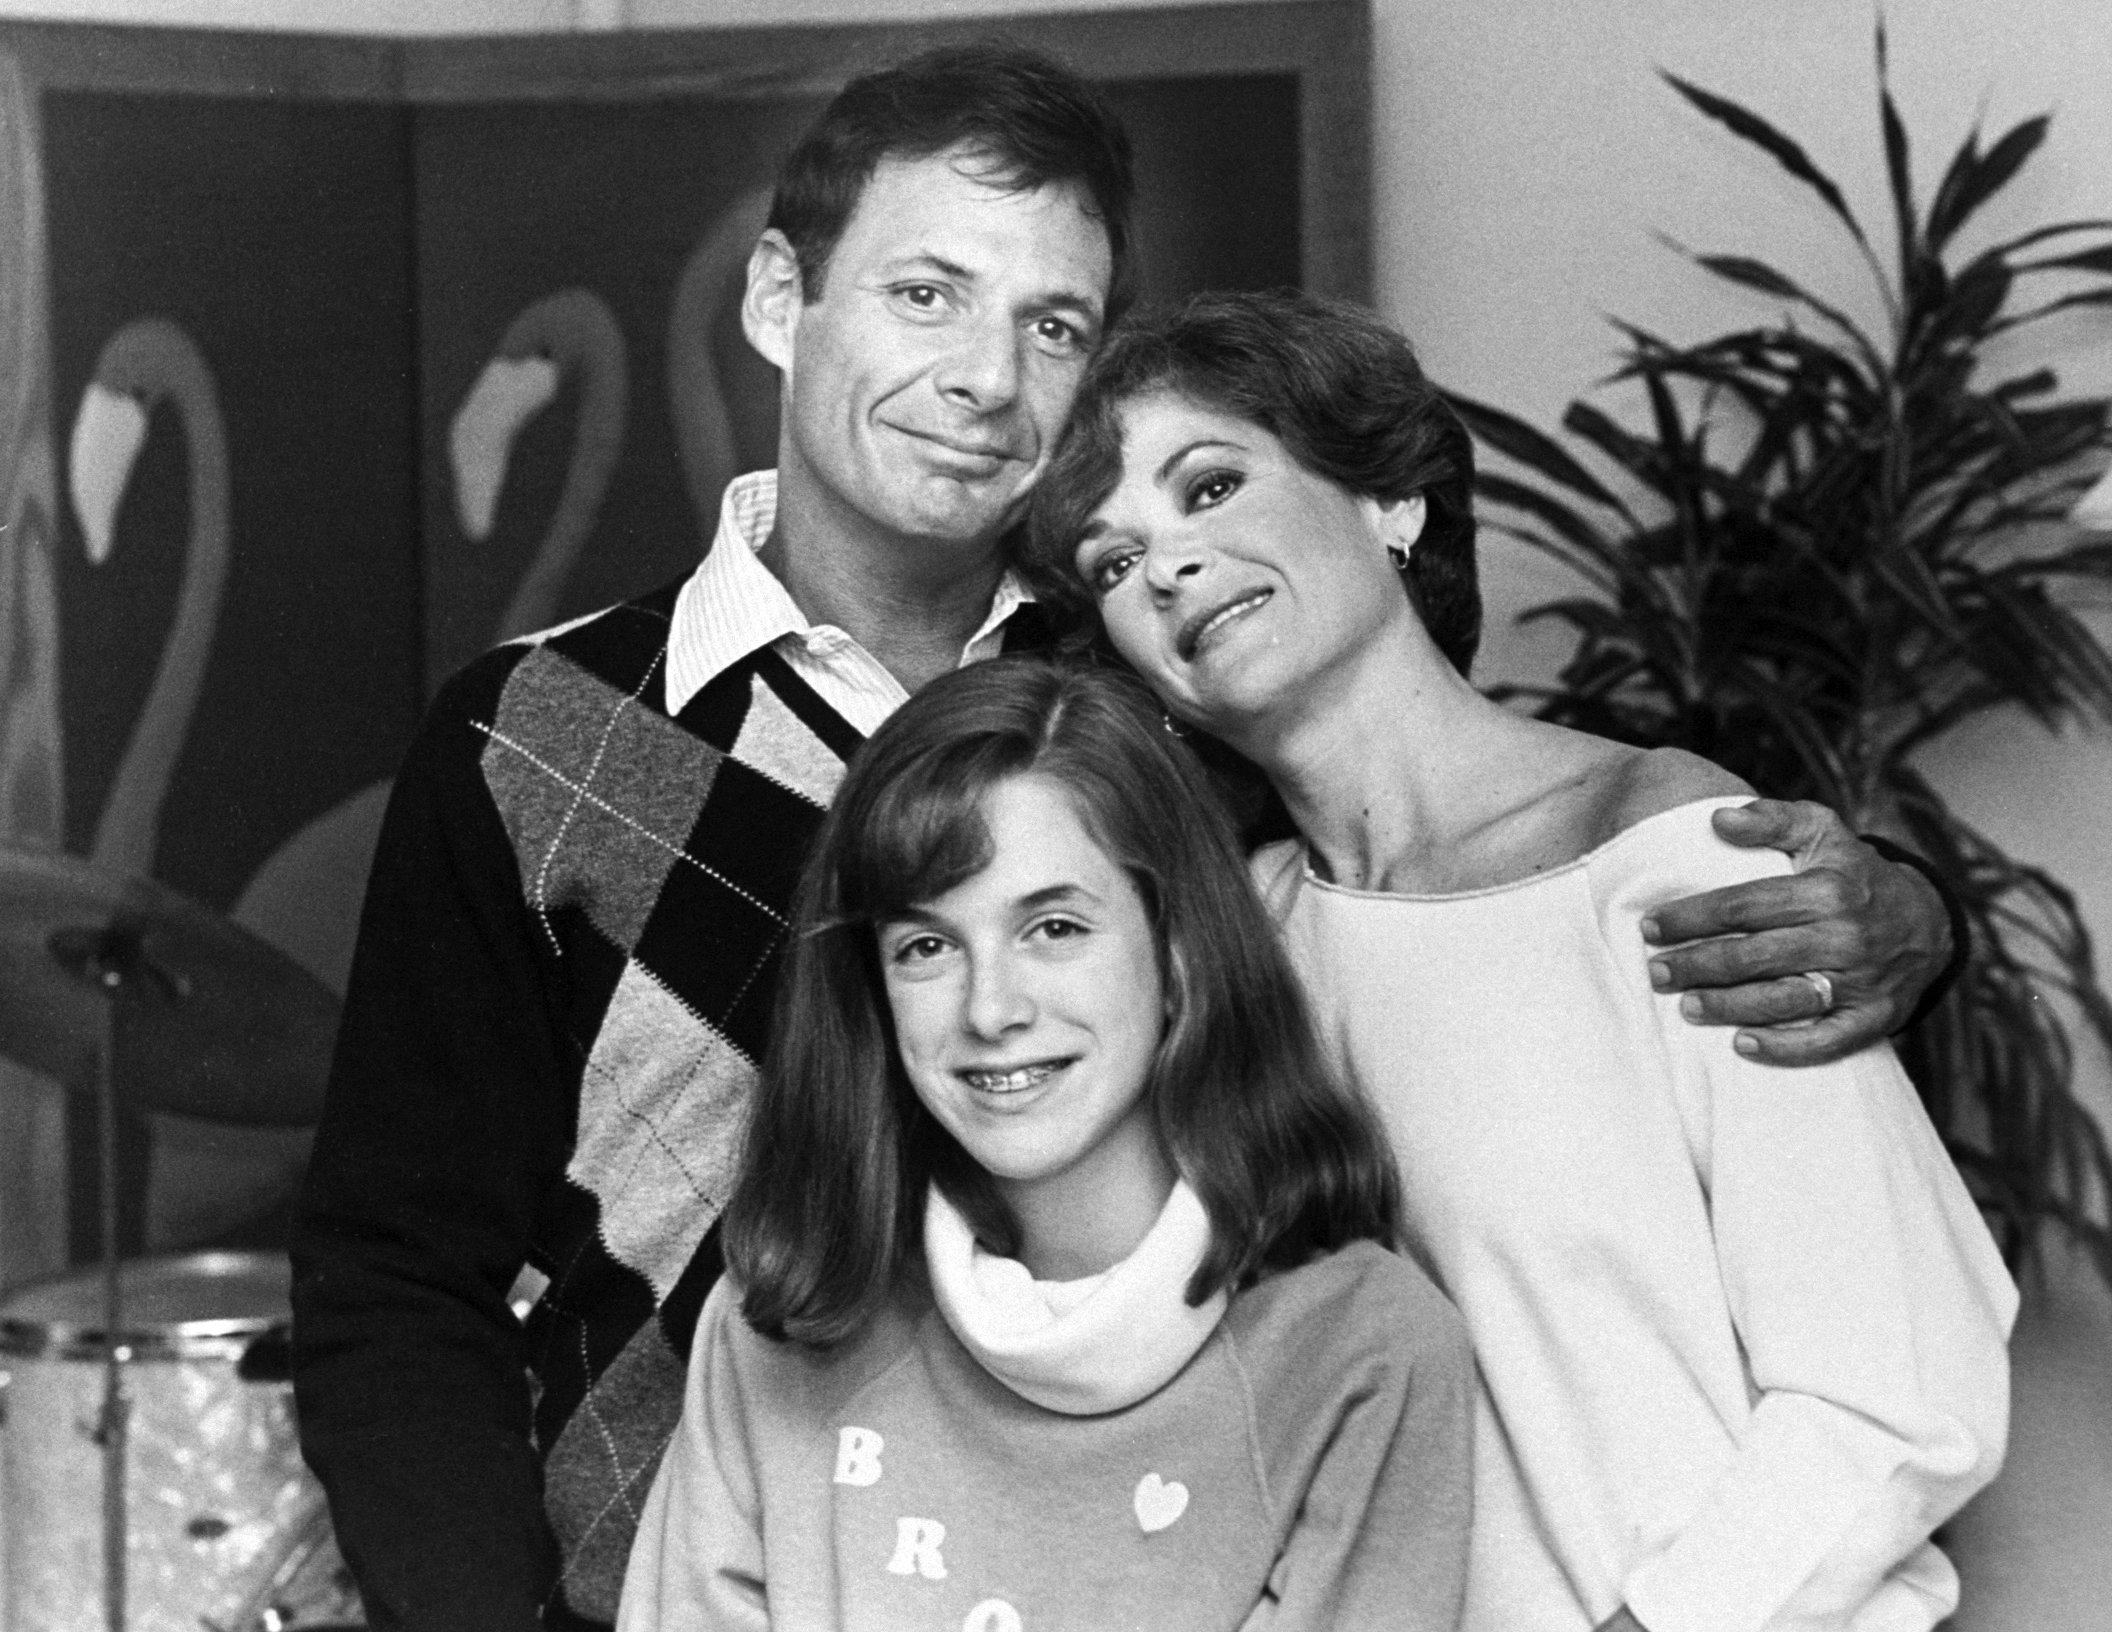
[1450,25,2112,1284]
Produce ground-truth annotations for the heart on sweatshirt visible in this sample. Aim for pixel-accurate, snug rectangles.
[1133,1472,1189,1534]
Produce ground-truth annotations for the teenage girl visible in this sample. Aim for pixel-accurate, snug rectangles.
[620,657,1473,1631]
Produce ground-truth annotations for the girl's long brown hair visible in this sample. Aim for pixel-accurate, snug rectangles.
[724,657,1401,1347]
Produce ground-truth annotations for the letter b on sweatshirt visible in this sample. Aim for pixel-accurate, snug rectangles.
[834,1426,884,1487]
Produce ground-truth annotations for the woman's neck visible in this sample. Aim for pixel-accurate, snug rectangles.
[1001,1115,1177,1282]
[1224,624,1491,892]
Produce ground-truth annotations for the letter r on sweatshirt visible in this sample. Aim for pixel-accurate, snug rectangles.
[887,1517,947,1579]
[834,1426,883,1487]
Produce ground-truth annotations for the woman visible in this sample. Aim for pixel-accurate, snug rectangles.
[1023,290,2016,1632]
[621,659,1473,1631]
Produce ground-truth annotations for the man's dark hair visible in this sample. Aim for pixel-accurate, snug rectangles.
[1025,288,1482,677]
[768,41,1137,322]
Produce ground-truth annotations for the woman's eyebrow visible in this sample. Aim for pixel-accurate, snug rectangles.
[1157,438,1244,483]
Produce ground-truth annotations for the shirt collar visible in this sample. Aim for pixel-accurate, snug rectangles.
[664,468,1035,716]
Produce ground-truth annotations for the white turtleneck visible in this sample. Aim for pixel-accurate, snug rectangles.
[923,1179,1228,1416]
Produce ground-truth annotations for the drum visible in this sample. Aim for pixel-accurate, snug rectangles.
[0,1252,362,1632]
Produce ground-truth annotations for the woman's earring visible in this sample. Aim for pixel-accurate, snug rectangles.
[1161,710,1190,739]
[1386,544,1412,571]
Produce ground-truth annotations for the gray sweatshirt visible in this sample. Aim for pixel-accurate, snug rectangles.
[620,1189,1473,1630]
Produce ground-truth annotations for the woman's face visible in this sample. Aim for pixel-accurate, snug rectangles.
[877,773,1166,1215]
[1073,391,1423,737]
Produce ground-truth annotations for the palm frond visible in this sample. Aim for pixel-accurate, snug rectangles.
[1927,115,2049,250]
[1662,71,1870,251]
[1445,392,1633,516]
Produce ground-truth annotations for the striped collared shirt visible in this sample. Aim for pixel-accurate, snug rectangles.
[665,469,1033,734]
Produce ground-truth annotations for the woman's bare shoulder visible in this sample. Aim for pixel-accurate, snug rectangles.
[1601,746,1753,834]
[1438,724,1750,886]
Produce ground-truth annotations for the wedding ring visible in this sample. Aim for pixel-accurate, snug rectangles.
[1801,970,1836,1014]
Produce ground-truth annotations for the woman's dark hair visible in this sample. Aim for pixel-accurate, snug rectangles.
[769,41,1137,324]
[1023,288,1481,676]
[724,657,1401,1347]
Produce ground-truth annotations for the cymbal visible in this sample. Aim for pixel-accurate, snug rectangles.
[0,848,339,1126]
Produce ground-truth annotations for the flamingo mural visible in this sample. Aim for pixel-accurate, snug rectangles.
[237,199,771,1014]
[41,193,772,1257]
[69,320,230,879]
[450,286,629,642]
[238,203,765,1020]
[0,53,71,1285]
[231,285,631,1023]
[63,316,287,1252]
[667,187,772,543]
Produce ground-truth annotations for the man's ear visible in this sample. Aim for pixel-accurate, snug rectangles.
[742,228,803,375]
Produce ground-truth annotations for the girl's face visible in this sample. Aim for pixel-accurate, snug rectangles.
[877,773,1166,1218]
[1073,391,1424,738]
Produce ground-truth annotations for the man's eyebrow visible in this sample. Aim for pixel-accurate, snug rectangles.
[878,253,979,284]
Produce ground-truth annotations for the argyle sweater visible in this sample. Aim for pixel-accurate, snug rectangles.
[294,581,906,1632]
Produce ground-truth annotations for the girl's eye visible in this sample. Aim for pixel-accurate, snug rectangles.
[1185,469,1241,511]
[1028,915,1089,944]
[887,932,950,965]
[1083,547,1140,597]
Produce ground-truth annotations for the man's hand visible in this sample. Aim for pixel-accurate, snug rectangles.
[1640,798,1953,1066]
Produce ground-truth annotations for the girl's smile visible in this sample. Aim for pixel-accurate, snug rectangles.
[959,1058,1071,1095]
[878,771,1170,1272]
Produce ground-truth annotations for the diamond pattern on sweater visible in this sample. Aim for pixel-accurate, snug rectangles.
[730,668,849,808]
[542,1311,689,1625]
[629,756,815,1067]
[569,961,754,1301]
[481,642,725,956]
[471,594,856,1626]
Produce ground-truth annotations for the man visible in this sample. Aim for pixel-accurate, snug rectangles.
[291,42,1955,1632]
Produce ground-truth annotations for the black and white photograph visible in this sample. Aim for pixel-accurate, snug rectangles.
[0,2,2104,1629]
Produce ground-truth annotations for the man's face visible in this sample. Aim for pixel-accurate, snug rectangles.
[748,144,1115,554]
